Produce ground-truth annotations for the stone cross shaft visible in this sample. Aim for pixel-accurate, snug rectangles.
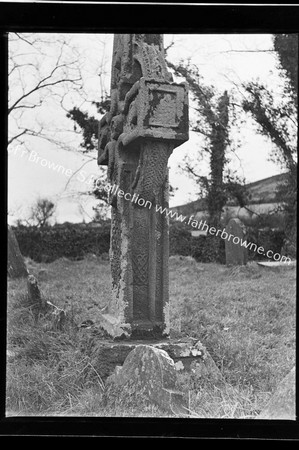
[98,34,189,339]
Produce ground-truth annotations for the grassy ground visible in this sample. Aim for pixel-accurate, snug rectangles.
[6,254,296,418]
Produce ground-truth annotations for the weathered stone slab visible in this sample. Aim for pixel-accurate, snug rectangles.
[90,336,223,385]
[104,344,188,415]
[257,367,295,420]
[154,339,223,383]
[27,274,66,329]
[27,274,42,303]
[225,218,248,266]
[27,274,46,321]
[7,226,28,278]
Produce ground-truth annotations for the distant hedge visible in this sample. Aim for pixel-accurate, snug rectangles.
[169,222,285,263]
[13,220,285,264]
[169,222,225,264]
[246,226,285,261]
[14,223,111,263]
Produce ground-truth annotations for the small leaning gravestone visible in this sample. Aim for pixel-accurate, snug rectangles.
[225,218,248,266]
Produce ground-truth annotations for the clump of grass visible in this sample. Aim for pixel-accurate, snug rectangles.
[6,278,104,415]
[169,261,296,402]
[186,382,271,419]
[6,321,110,416]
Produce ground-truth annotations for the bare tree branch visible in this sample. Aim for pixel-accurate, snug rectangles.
[14,32,36,47]
[9,62,36,77]
[13,100,43,111]
[221,49,275,53]
[63,157,97,192]
[8,128,28,146]
[8,33,101,157]
[8,70,81,114]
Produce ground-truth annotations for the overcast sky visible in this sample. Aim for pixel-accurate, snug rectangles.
[8,33,284,224]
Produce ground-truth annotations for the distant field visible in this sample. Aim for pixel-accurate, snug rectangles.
[170,173,288,223]
[6,255,296,418]
[244,173,287,204]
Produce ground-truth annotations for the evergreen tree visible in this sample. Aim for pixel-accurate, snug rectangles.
[167,61,247,231]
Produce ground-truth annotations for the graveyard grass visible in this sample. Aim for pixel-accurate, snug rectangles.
[6,255,296,418]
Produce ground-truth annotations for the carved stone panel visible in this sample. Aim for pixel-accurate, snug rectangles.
[97,34,188,339]
[122,78,189,147]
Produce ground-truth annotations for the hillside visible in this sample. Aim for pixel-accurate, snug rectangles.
[242,173,287,204]
[171,173,288,217]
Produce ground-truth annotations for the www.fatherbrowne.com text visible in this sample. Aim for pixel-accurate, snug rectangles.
[10,146,291,266]
[106,182,292,265]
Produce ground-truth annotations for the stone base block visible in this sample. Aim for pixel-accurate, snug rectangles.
[91,336,223,383]
[104,345,188,415]
[96,314,167,340]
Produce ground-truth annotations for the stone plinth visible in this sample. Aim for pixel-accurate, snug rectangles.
[90,336,223,383]
[104,345,188,415]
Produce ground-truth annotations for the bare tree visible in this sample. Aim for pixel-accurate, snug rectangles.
[8,33,90,151]
[29,197,56,227]
[8,33,113,225]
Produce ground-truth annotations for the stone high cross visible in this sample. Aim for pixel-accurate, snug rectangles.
[98,34,189,339]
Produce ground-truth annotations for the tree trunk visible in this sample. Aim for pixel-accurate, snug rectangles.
[208,91,229,230]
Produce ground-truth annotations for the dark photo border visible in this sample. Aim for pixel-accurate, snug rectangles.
[1,1,298,442]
